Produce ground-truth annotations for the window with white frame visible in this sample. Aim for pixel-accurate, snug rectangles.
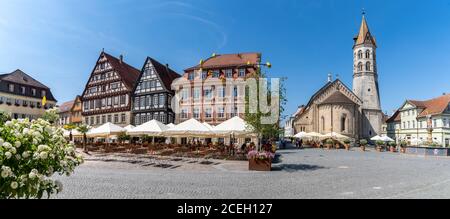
[153,95,158,107]
[9,84,14,92]
[217,87,225,98]
[205,88,213,99]
[188,72,195,80]
[181,108,188,119]
[193,108,200,119]
[226,69,233,78]
[193,88,200,100]
[181,89,189,100]
[218,107,225,118]
[205,108,212,118]
[159,94,165,107]
[239,68,246,77]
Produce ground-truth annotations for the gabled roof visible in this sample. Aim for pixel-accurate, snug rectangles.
[387,94,450,122]
[296,79,361,119]
[146,57,181,90]
[353,15,377,47]
[386,110,401,123]
[306,79,361,108]
[0,69,49,89]
[59,100,75,113]
[185,53,261,71]
[411,94,450,117]
[102,52,141,89]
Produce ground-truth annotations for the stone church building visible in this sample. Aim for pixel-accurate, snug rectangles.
[293,14,383,139]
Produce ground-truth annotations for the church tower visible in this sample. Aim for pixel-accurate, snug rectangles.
[352,13,382,138]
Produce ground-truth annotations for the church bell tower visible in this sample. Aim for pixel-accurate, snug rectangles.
[352,12,382,138]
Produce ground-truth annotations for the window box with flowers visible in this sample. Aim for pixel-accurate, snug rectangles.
[247,150,275,171]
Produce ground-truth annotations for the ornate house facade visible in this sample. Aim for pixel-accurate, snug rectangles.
[132,57,180,126]
[386,94,450,147]
[171,53,260,125]
[0,69,56,120]
[81,52,140,127]
[58,95,82,126]
[293,14,383,139]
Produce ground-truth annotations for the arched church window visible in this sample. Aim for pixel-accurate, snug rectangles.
[341,116,346,132]
[357,50,363,59]
[357,62,363,72]
[366,62,371,71]
[365,50,370,59]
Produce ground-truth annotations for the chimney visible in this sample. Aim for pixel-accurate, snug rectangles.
[119,55,123,63]
[327,73,332,82]
[165,64,170,72]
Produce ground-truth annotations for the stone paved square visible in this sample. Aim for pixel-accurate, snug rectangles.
[55,146,450,199]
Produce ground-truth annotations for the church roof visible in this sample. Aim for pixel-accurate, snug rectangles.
[295,79,361,119]
[353,15,377,47]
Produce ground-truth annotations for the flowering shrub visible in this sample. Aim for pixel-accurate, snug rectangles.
[247,150,275,160]
[0,118,83,199]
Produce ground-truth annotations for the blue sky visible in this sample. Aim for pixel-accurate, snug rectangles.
[1,0,450,119]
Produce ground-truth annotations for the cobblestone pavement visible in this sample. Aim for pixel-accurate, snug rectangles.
[55,146,450,199]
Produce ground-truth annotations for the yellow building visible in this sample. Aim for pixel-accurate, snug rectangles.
[0,69,56,119]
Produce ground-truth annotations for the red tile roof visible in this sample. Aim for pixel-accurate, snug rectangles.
[147,57,181,90]
[387,94,450,123]
[185,53,261,71]
[412,94,450,118]
[103,52,141,89]
[59,100,75,113]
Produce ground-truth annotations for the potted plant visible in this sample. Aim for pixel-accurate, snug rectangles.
[325,139,334,150]
[376,140,385,152]
[389,142,397,152]
[360,139,368,152]
[343,139,351,150]
[247,150,275,171]
[400,141,408,153]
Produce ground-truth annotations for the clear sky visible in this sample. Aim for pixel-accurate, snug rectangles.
[1,0,450,119]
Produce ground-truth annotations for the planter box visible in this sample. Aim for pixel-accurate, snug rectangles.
[406,146,450,157]
[249,158,272,171]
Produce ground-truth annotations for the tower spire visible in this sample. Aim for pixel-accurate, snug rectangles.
[353,10,376,47]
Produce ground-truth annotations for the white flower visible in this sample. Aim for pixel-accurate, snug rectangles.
[5,121,12,127]
[22,151,30,158]
[5,152,12,159]
[23,128,30,135]
[3,142,12,149]
[10,181,18,190]
[1,169,9,178]
[39,151,48,160]
[15,141,21,148]
[15,154,21,160]
[0,138,4,146]
[10,147,16,154]
[29,171,36,179]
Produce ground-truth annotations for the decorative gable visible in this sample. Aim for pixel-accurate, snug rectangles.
[313,80,362,106]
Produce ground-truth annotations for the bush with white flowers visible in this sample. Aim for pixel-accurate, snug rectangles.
[0,118,83,199]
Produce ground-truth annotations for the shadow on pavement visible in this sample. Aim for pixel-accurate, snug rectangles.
[272,164,327,172]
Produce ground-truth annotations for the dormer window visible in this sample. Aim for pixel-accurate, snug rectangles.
[239,68,246,77]
[188,72,195,80]
[226,69,233,78]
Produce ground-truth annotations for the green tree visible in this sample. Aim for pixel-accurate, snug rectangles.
[77,124,90,152]
[41,108,59,124]
[244,67,287,148]
[118,132,131,144]
[0,111,11,124]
